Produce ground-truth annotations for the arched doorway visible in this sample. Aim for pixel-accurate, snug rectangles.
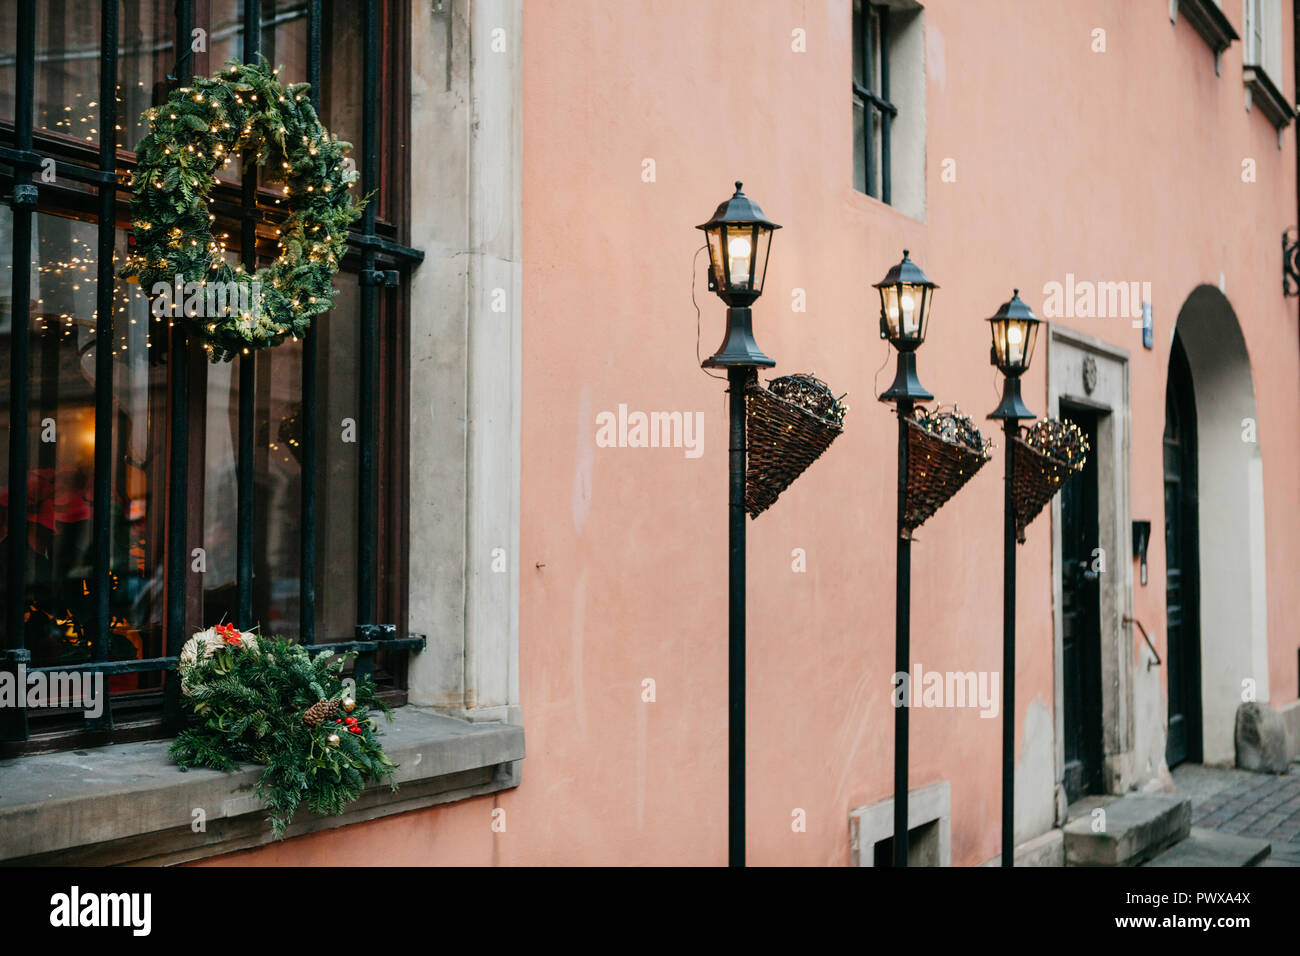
[1168,286,1268,766]
[1164,333,1201,766]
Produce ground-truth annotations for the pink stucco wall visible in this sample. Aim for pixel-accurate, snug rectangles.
[207,0,1299,866]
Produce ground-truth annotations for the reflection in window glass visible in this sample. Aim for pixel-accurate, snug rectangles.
[202,277,358,640]
[118,2,177,156]
[34,2,104,145]
[0,212,165,692]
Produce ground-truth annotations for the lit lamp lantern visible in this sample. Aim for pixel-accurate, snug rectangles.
[875,250,938,403]
[698,181,780,367]
[987,289,1041,420]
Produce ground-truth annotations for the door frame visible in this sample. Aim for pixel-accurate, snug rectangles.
[1047,326,1137,820]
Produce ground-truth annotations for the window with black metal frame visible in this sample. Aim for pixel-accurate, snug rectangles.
[853,0,896,203]
[0,0,424,753]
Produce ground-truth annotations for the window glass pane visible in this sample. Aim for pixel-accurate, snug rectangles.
[872,107,883,199]
[313,278,360,637]
[853,99,866,193]
[852,0,863,86]
[12,214,101,674]
[206,0,308,85]
[0,212,165,696]
[261,0,308,79]
[258,334,305,636]
[210,0,246,71]
[870,8,882,93]
[0,6,14,125]
[315,279,359,637]
[118,0,180,156]
[200,277,357,639]
[321,1,365,208]
[35,1,104,145]
[110,228,168,695]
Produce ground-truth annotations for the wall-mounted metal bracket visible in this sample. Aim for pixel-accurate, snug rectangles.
[1284,229,1300,296]
[10,184,37,209]
[359,268,400,287]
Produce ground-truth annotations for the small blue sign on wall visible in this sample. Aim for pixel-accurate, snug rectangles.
[1141,301,1154,350]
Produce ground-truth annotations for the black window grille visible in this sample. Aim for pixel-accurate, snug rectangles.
[853,0,896,203]
[1,0,424,752]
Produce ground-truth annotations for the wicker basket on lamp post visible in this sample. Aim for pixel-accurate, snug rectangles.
[1009,419,1089,543]
[744,373,846,518]
[901,405,992,537]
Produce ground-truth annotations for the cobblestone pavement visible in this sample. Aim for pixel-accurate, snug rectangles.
[1172,762,1300,866]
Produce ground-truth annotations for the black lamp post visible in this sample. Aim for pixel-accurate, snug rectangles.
[985,289,1041,868]
[697,181,779,868]
[875,250,938,867]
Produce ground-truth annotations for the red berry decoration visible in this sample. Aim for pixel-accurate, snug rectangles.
[348,726,362,734]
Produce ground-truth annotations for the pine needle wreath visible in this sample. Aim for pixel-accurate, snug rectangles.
[121,55,363,362]
[170,630,396,838]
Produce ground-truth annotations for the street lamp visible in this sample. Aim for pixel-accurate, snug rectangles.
[699,181,780,368]
[986,289,1041,868]
[697,181,780,867]
[988,289,1040,419]
[875,249,938,867]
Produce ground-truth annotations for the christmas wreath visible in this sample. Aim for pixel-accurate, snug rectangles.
[121,56,362,362]
[170,624,396,838]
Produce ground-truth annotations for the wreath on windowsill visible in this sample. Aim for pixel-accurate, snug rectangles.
[120,56,362,363]
[170,624,396,839]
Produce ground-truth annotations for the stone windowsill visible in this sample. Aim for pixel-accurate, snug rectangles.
[0,707,524,865]
[1174,0,1240,56]
[1244,64,1295,130]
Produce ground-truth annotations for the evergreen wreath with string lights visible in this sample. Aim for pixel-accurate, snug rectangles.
[121,56,362,362]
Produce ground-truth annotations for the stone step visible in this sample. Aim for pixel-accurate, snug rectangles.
[1064,793,1192,867]
[1141,828,1270,867]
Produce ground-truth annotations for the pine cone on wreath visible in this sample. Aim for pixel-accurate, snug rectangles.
[302,698,338,727]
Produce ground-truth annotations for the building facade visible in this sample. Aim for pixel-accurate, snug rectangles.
[2,0,1298,866]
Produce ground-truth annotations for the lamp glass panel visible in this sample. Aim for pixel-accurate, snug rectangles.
[723,224,757,291]
[1023,320,1040,370]
[880,284,900,340]
[898,282,922,339]
[917,285,934,342]
[704,226,726,289]
[992,318,1038,371]
[751,225,773,294]
[1006,320,1026,367]
[990,319,1009,367]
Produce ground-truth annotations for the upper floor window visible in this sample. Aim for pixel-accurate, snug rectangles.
[851,1,926,220]
[1243,0,1282,80]
[1241,0,1292,137]
[852,1,893,203]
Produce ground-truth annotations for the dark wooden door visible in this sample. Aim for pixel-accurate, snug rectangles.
[1061,406,1103,803]
[1164,335,1202,767]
